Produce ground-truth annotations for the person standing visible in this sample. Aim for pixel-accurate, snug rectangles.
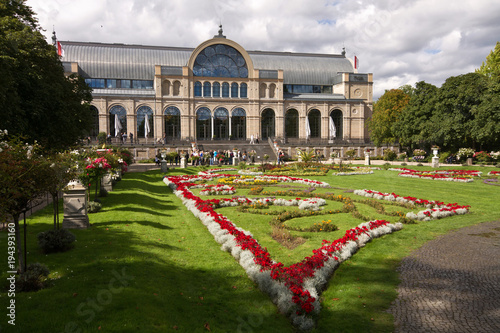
[250,134,254,144]
[129,132,134,144]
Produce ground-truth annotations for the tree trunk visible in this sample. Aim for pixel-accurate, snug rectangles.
[13,215,24,274]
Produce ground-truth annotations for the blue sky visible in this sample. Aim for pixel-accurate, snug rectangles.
[27,0,500,99]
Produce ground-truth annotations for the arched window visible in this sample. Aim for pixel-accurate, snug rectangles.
[164,106,181,140]
[90,106,99,138]
[193,44,248,78]
[231,83,239,98]
[261,108,275,139]
[259,83,267,98]
[137,106,154,138]
[203,82,211,97]
[194,81,202,97]
[196,107,211,140]
[109,105,126,137]
[231,108,246,140]
[162,80,170,96]
[308,109,321,138]
[240,83,247,98]
[269,83,276,98]
[173,81,181,96]
[285,109,299,138]
[214,107,229,139]
[213,82,220,97]
[330,109,343,139]
[222,82,230,97]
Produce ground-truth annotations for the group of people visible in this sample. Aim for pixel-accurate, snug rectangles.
[107,132,134,144]
[249,134,260,144]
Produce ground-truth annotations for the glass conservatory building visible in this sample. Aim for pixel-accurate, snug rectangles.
[60,28,373,144]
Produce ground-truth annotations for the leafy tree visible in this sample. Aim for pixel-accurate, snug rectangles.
[430,73,488,150]
[476,41,500,79]
[392,81,438,149]
[0,0,93,151]
[0,131,49,273]
[471,76,500,149]
[368,88,410,146]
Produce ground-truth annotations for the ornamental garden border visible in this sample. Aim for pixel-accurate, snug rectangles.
[163,171,470,330]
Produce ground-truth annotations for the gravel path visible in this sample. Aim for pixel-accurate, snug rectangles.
[388,220,500,333]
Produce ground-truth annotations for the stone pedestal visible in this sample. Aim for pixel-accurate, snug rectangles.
[233,157,239,166]
[180,157,187,168]
[466,157,473,166]
[432,156,439,168]
[364,155,371,166]
[161,160,168,172]
[101,172,113,192]
[62,181,89,229]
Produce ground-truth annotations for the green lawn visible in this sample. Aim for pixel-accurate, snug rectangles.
[1,165,499,332]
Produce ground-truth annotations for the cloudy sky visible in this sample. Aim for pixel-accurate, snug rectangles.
[26,0,500,99]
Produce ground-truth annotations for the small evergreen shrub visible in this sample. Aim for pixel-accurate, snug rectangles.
[99,187,108,197]
[417,163,423,166]
[401,162,407,166]
[382,162,391,170]
[37,229,76,253]
[383,149,397,161]
[87,201,102,213]
[16,263,50,292]
[97,132,107,146]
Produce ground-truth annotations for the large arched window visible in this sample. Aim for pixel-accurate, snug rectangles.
[231,108,246,140]
[222,82,230,97]
[240,83,247,98]
[231,83,239,98]
[330,109,343,139]
[213,82,220,97]
[137,106,154,138]
[261,108,275,139]
[194,81,202,97]
[308,109,321,138]
[285,109,299,138]
[196,107,211,140]
[90,106,99,138]
[193,44,248,78]
[259,83,267,98]
[213,107,229,139]
[203,82,211,97]
[164,106,181,140]
[109,105,126,137]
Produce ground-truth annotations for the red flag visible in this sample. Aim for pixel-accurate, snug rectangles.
[57,41,65,57]
[354,56,359,69]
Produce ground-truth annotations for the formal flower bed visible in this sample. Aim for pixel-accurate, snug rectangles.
[199,184,235,195]
[165,173,469,329]
[395,168,481,182]
[354,189,470,221]
[488,170,500,176]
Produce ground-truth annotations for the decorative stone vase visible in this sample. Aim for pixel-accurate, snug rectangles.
[62,180,89,229]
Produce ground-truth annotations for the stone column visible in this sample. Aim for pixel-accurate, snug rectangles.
[62,180,89,229]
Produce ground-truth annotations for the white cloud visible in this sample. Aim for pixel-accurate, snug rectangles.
[26,0,500,99]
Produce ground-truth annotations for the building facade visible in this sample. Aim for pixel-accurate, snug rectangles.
[60,28,373,144]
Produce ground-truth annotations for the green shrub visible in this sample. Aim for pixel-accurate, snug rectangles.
[16,263,50,292]
[345,149,356,159]
[417,163,423,166]
[238,162,248,170]
[383,149,397,161]
[99,187,108,197]
[401,162,407,166]
[97,132,107,146]
[87,201,102,213]
[439,151,452,163]
[382,162,391,170]
[37,229,76,253]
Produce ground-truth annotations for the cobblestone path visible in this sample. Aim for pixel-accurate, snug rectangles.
[388,220,500,333]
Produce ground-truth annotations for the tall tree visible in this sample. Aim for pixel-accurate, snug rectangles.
[368,88,410,146]
[392,81,438,149]
[0,0,92,151]
[476,41,500,79]
[430,73,488,150]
